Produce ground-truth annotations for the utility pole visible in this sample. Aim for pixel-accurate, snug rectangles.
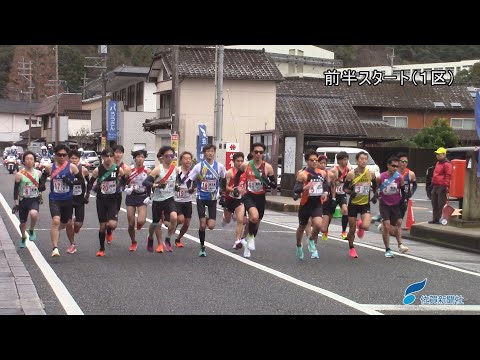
[84,46,108,149]
[55,45,59,144]
[171,45,179,134]
[215,45,224,144]
[18,58,34,149]
[387,47,396,73]
[81,73,89,99]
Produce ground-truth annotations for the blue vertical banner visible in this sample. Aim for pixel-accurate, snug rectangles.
[476,90,480,177]
[107,100,118,141]
[197,124,207,162]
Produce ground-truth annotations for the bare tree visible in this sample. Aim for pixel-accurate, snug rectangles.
[74,126,92,149]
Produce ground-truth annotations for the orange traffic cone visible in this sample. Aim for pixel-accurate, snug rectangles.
[404,199,415,230]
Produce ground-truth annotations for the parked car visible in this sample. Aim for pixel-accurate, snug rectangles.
[80,150,100,170]
[315,146,380,177]
[130,151,156,170]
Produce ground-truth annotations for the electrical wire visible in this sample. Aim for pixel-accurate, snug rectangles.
[226,89,238,143]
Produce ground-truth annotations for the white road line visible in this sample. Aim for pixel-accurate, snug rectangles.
[258,218,480,278]
[0,193,83,315]
[118,206,381,315]
[365,304,480,312]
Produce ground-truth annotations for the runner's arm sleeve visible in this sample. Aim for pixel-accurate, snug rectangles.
[233,169,244,187]
[293,181,304,194]
[142,175,155,188]
[411,181,417,197]
[267,175,277,189]
[86,176,97,192]
[14,181,20,200]
[220,177,227,192]
[119,174,127,187]
[343,179,353,194]
[323,179,330,194]
[84,174,90,185]
[371,179,378,193]
[38,171,48,192]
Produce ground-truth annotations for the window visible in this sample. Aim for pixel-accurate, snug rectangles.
[43,116,50,130]
[383,116,408,128]
[25,119,37,125]
[136,82,144,107]
[119,89,126,105]
[159,93,171,118]
[127,85,135,108]
[451,118,475,130]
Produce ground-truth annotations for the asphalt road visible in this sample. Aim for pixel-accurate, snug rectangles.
[0,167,479,315]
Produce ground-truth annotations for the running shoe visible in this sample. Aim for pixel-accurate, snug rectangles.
[106,231,113,244]
[311,250,319,259]
[96,250,105,257]
[52,248,60,257]
[28,230,37,242]
[147,236,154,253]
[199,247,207,257]
[175,239,184,248]
[67,244,77,254]
[321,232,328,241]
[247,235,256,251]
[296,246,304,260]
[129,241,138,252]
[232,239,242,249]
[398,244,409,254]
[308,239,316,253]
[156,243,164,253]
[349,247,358,258]
[165,239,173,252]
[242,239,251,258]
[385,249,394,258]
[357,219,364,239]
[19,237,27,249]
[341,232,347,240]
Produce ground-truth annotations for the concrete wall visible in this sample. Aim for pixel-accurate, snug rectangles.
[177,78,277,157]
[117,111,156,154]
[0,112,41,142]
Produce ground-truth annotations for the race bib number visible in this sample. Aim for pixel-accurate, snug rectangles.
[383,182,398,195]
[247,180,263,192]
[336,184,345,195]
[72,184,83,196]
[177,188,189,198]
[309,181,323,196]
[53,178,70,193]
[354,182,370,195]
[133,184,146,193]
[201,179,217,192]
[101,180,117,195]
[23,185,38,198]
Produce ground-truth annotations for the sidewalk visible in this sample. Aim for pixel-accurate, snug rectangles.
[0,216,45,315]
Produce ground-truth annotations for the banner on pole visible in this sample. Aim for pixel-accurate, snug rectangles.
[107,101,118,141]
[197,124,207,162]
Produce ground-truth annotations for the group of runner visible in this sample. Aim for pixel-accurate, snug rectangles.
[293,150,416,259]
[12,142,277,259]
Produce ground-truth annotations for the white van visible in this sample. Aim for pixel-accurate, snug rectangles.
[315,147,380,177]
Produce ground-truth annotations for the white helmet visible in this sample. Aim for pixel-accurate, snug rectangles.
[11,145,17,150]
[47,144,52,148]
[78,148,84,152]
[41,145,47,150]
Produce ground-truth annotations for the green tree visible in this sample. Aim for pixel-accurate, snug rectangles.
[412,118,460,149]
[452,62,480,85]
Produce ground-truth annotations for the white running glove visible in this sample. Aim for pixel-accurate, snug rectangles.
[143,197,151,205]
[125,187,133,196]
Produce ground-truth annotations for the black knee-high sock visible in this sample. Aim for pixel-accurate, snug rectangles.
[199,230,205,247]
[248,221,257,237]
[342,215,348,232]
[106,226,112,235]
[99,231,106,250]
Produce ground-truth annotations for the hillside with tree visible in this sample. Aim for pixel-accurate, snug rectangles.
[2,45,480,100]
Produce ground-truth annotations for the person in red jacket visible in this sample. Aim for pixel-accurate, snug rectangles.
[430,147,452,224]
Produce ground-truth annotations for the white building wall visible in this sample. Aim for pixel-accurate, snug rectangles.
[68,119,91,136]
[177,78,277,157]
[227,45,335,59]
[117,111,156,154]
[143,82,157,112]
[0,112,40,142]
